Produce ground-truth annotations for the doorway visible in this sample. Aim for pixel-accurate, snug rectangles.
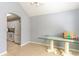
[7,13,21,54]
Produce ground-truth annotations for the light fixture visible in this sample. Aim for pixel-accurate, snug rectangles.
[7,13,12,16]
[30,2,43,6]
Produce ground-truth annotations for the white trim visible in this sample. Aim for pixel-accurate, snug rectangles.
[21,41,31,47]
[30,41,49,46]
[20,41,79,52]
[0,51,7,56]
[30,41,79,52]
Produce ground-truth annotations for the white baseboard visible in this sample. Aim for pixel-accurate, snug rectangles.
[30,41,49,46]
[20,41,48,47]
[20,41,79,52]
[0,51,7,56]
[21,41,31,47]
[30,41,79,52]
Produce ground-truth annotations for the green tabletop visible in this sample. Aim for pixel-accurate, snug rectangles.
[39,35,79,43]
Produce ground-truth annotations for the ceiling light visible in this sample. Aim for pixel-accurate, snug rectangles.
[30,2,43,6]
[7,13,12,16]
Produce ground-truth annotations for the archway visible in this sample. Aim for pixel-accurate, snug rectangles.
[7,13,21,53]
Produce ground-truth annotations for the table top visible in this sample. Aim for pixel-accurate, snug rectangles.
[39,35,79,43]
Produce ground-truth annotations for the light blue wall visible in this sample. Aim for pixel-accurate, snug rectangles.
[30,9,79,50]
[0,2,30,53]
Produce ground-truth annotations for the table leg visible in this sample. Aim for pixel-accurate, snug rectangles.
[47,40,54,52]
[64,42,73,56]
[65,42,69,54]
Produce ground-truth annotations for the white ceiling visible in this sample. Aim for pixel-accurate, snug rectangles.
[19,2,79,17]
